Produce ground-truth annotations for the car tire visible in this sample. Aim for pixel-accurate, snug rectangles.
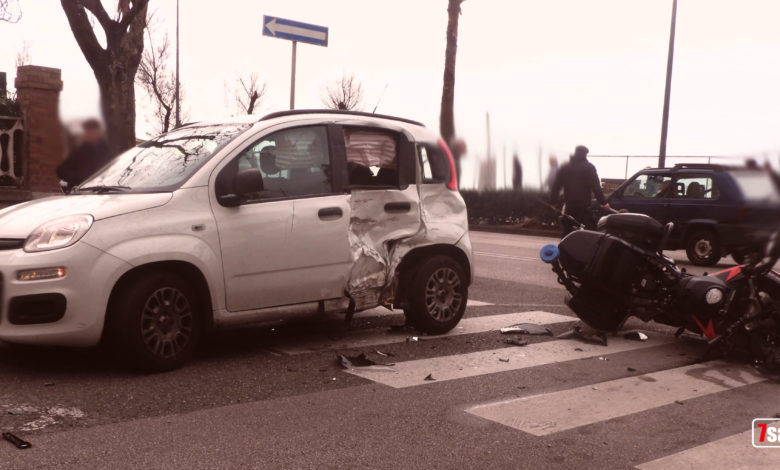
[686,229,721,267]
[108,271,202,372]
[403,256,468,335]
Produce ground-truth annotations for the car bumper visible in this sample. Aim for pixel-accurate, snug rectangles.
[0,242,131,347]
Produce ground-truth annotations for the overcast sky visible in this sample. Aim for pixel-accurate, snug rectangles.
[2,0,780,187]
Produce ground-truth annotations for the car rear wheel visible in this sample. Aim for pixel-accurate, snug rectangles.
[404,256,468,335]
[108,272,202,372]
[686,229,721,266]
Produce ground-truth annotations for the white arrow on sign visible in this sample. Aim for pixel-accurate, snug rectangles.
[266,18,327,42]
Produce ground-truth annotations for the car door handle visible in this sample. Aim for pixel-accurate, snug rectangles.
[318,207,343,219]
[385,202,411,213]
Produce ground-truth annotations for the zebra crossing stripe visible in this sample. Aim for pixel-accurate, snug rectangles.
[345,335,672,388]
[274,310,575,355]
[636,430,773,469]
[467,361,766,436]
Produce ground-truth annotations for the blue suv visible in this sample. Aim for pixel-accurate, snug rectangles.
[602,164,780,266]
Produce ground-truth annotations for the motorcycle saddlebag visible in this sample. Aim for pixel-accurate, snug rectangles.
[597,213,664,251]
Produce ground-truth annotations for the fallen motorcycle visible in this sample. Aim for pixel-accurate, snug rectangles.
[540,212,780,368]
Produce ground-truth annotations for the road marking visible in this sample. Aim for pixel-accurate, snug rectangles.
[473,251,538,261]
[273,310,574,355]
[346,335,672,388]
[466,300,493,307]
[636,430,774,470]
[467,361,766,436]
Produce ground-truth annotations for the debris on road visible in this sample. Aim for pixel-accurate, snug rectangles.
[557,325,608,346]
[623,331,649,341]
[499,358,510,363]
[406,336,419,342]
[375,350,395,357]
[627,367,637,372]
[337,353,394,369]
[500,323,552,335]
[504,338,529,347]
[2,432,31,449]
[424,373,436,381]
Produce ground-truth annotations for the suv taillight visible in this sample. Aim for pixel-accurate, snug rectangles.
[438,139,458,191]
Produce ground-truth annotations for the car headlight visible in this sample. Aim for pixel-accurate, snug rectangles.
[24,215,94,253]
[705,287,724,305]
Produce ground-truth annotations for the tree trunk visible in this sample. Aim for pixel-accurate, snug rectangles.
[96,61,139,153]
[440,0,464,145]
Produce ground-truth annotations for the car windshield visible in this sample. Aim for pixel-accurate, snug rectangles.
[77,123,251,192]
[731,170,780,202]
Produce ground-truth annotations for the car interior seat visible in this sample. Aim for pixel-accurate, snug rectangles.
[686,182,705,198]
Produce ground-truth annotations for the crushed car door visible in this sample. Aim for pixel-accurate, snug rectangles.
[340,125,422,310]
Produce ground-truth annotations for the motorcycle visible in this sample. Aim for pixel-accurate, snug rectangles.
[540,212,780,368]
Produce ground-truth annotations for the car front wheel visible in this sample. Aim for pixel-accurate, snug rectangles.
[108,271,202,372]
[404,256,468,335]
[686,229,721,266]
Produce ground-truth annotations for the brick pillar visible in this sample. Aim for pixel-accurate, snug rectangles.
[15,66,64,193]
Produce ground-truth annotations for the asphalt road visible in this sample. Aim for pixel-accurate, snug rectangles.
[1,232,777,469]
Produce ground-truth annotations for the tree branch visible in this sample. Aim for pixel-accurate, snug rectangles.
[60,0,107,71]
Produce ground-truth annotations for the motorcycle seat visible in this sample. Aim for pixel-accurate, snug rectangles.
[597,213,664,251]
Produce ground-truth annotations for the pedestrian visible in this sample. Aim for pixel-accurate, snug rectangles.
[512,153,523,191]
[550,145,611,235]
[545,155,559,191]
[56,119,113,192]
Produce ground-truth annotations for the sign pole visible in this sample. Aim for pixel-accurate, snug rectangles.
[659,0,677,168]
[290,41,297,110]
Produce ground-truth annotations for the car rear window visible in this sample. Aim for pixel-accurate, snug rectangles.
[731,170,780,202]
[417,144,451,184]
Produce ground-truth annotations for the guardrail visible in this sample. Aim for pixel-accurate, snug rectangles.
[0,115,24,187]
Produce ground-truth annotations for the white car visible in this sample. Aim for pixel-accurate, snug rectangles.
[0,110,473,371]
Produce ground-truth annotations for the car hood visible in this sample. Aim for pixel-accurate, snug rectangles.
[0,193,173,238]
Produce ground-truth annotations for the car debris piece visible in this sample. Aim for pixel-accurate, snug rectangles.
[336,353,378,369]
[407,336,419,342]
[424,373,435,381]
[623,331,648,341]
[500,323,553,335]
[375,350,395,357]
[2,432,31,449]
[504,338,529,347]
[499,358,510,363]
[627,367,637,372]
[557,325,608,346]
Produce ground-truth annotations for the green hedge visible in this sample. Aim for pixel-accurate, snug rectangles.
[460,189,559,226]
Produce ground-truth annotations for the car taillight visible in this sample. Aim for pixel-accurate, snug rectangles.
[438,139,458,191]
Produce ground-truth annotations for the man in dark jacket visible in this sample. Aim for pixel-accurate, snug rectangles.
[551,145,611,235]
[56,119,113,191]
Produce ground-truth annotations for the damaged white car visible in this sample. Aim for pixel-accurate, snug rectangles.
[0,110,473,371]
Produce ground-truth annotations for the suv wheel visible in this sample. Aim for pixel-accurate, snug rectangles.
[404,256,468,335]
[108,272,202,372]
[686,229,721,266]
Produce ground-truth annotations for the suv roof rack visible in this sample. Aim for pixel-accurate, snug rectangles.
[672,163,724,171]
[259,109,425,127]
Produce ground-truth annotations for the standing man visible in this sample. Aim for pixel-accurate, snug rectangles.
[551,145,610,235]
[56,119,113,192]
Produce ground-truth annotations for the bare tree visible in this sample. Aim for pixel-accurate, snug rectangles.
[322,74,363,111]
[235,73,267,115]
[136,21,182,134]
[439,0,466,185]
[0,0,22,22]
[15,41,30,68]
[60,0,149,154]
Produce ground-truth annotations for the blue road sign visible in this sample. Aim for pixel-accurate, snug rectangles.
[263,15,328,47]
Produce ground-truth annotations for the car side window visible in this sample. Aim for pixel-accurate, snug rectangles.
[623,174,672,198]
[418,144,450,184]
[672,175,718,199]
[218,126,333,201]
[344,127,400,188]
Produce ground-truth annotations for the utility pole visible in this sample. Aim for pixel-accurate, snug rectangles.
[175,0,181,128]
[290,41,297,109]
[658,0,678,168]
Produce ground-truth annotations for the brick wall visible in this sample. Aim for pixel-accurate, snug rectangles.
[15,65,64,194]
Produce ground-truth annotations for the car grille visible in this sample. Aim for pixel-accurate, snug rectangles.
[0,239,24,250]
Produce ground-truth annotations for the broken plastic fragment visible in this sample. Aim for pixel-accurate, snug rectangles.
[504,338,529,347]
[2,432,31,449]
[424,373,435,381]
[623,331,648,341]
[557,325,608,346]
[336,353,380,369]
[500,323,553,335]
[407,336,419,342]
[627,367,637,372]
[499,358,510,363]
[375,350,395,357]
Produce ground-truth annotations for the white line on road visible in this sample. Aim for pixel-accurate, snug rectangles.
[473,251,539,261]
[273,310,574,355]
[467,361,766,436]
[636,430,774,470]
[346,335,672,388]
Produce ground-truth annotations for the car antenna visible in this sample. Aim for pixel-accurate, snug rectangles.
[372,84,389,114]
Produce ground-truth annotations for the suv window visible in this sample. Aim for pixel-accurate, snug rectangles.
[418,144,451,184]
[344,128,399,188]
[672,175,718,199]
[219,126,332,200]
[623,174,672,198]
